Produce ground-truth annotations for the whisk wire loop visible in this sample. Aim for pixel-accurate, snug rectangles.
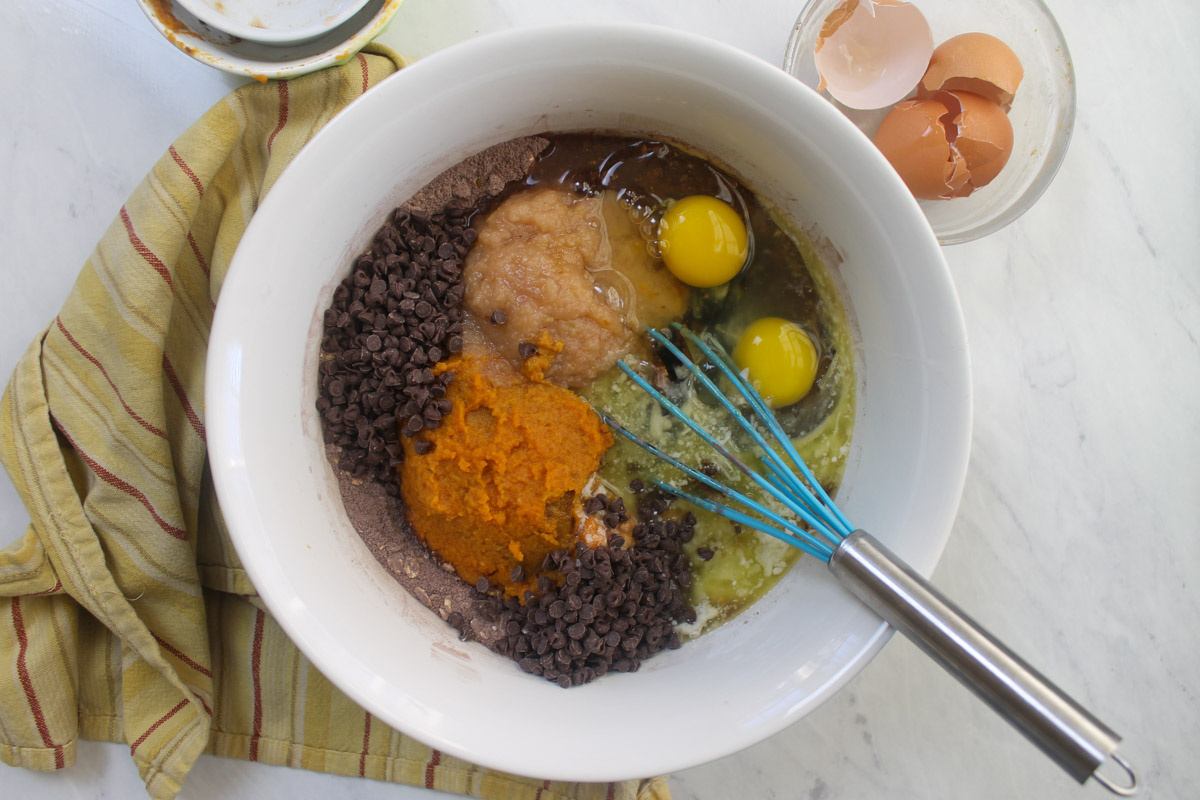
[647,479,835,560]
[646,328,823,521]
[613,360,841,546]
[757,452,841,546]
[601,414,836,560]
[671,324,854,537]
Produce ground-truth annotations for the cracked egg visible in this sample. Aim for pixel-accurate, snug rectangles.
[873,89,1013,199]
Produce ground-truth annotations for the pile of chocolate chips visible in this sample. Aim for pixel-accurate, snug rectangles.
[472,492,698,688]
[316,207,474,490]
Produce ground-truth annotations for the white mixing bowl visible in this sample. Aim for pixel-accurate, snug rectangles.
[207,23,971,781]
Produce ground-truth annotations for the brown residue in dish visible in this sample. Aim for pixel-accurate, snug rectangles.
[146,0,192,36]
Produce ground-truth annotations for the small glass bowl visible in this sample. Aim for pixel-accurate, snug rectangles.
[784,0,1076,245]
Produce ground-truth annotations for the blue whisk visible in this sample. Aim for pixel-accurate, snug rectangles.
[602,323,1137,797]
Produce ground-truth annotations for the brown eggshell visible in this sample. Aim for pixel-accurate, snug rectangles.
[814,0,934,109]
[815,0,859,50]
[919,32,1024,111]
[935,90,1014,196]
[873,98,968,200]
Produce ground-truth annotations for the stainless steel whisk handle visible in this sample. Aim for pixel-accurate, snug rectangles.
[829,531,1138,796]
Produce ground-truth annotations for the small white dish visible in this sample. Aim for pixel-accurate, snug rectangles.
[207,23,971,780]
[135,0,403,80]
[175,0,372,46]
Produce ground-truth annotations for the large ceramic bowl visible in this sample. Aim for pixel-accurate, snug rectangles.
[207,23,972,781]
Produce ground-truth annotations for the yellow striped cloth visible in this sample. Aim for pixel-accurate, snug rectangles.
[0,44,669,800]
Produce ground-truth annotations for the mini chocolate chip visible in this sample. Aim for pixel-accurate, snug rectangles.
[517,342,537,359]
[490,310,506,325]
[402,416,424,437]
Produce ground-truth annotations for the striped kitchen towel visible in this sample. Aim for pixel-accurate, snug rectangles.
[0,43,669,800]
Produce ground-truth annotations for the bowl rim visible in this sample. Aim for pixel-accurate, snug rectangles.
[782,0,1077,245]
[206,21,972,780]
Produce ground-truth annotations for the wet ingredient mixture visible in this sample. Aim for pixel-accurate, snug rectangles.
[518,134,856,635]
[317,132,856,685]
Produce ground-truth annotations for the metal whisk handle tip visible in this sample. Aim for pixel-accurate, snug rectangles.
[831,531,1136,795]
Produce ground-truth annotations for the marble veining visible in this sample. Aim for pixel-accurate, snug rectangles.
[1,1,1197,798]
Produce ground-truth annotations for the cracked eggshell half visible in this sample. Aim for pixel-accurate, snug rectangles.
[872,96,966,200]
[935,90,1013,192]
[918,32,1025,112]
[814,0,934,110]
[873,90,1013,200]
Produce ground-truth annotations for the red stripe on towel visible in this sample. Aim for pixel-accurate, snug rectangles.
[120,206,174,290]
[425,748,441,789]
[248,608,266,761]
[130,698,188,755]
[169,145,204,198]
[153,632,213,678]
[56,317,168,439]
[162,354,206,442]
[358,53,370,94]
[267,81,290,154]
[186,232,211,279]
[358,711,372,776]
[50,413,188,540]
[12,598,65,768]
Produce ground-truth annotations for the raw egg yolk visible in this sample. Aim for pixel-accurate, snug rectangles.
[733,317,819,408]
[657,196,748,288]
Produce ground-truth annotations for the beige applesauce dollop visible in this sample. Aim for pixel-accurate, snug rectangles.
[462,187,688,388]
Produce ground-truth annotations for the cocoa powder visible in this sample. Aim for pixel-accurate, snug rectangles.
[327,136,549,644]
[331,445,502,646]
[403,136,549,215]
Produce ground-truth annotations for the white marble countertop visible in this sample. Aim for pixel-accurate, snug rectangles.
[1,1,1196,798]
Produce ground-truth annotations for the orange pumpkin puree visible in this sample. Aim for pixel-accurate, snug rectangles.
[399,350,613,597]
